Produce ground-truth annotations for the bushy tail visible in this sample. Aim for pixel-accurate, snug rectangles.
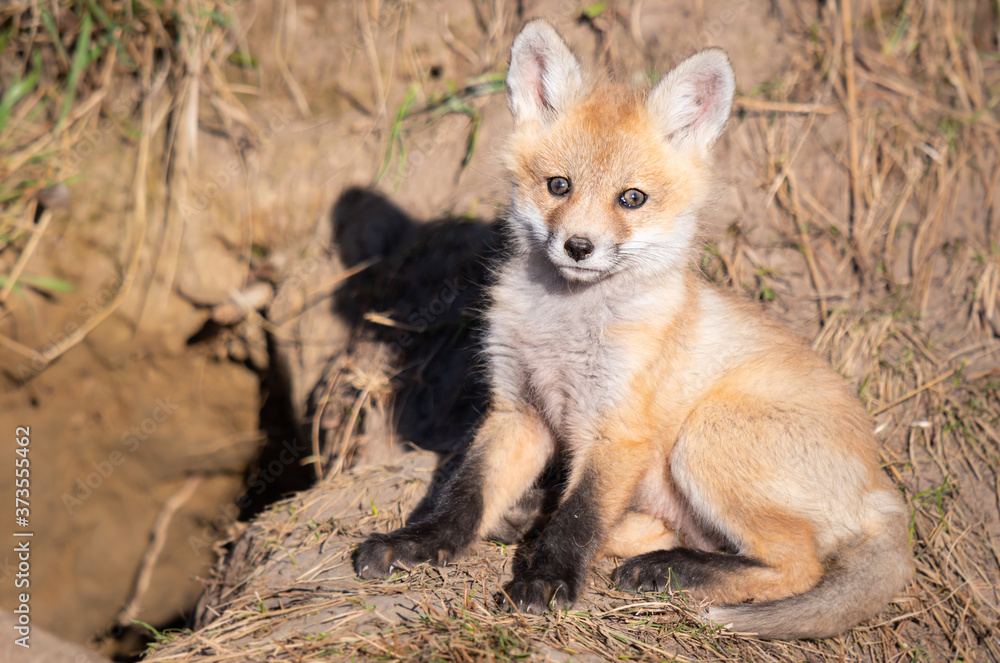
[708,522,912,639]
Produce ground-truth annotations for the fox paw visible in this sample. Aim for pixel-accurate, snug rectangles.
[614,548,761,594]
[497,577,575,614]
[354,534,409,579]
[354,532,459,579]
[612,551,680,593]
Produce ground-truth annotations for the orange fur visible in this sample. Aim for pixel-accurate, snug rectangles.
[474,405,555,538]
[604,512,680,559]
[356,20,912,639]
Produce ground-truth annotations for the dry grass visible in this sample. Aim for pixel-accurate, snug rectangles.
[148,1,1000,661]
[5,0,998,660]
[0,0,254,376]
[141,0,999,660]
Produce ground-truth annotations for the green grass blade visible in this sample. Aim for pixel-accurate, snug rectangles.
[228,51,259,68]
[0,273,76,295]
[82,0,114,30]
[582,2,607,19]
[20,274,77,293]
[40,9,70,65]
[462,110,481,169]
[0,275,23,296]
[465,73,505,99]
[0,51,42,135]
[0,24,15,54]
[375,85,418,184]
[56,10,94,132]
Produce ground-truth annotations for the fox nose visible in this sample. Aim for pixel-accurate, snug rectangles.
[564,236,594,262]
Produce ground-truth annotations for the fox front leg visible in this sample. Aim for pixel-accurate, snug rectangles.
[497,470,604,612]
[354,405,554,578]
[498,436,652,613]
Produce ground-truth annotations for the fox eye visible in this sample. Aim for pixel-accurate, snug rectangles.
[548,176,571,196]
[620,188,647,209]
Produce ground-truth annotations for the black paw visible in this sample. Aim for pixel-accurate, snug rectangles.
[354,530,460,579]
[354,533,409,579]
[613,549,762,593]
[612,551,681,593]
[496,576,575,614]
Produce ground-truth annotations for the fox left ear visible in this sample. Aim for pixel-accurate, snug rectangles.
[507,19,584,126]
[646,49,735,152]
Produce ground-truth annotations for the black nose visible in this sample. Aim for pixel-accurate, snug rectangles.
[564,236,594,262]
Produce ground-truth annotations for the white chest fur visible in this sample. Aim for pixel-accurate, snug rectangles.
[484,256,680,444]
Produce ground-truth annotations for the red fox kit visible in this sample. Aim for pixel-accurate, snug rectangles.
[355,19,912,639]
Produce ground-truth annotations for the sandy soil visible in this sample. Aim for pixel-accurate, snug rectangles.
[1,0,997,661]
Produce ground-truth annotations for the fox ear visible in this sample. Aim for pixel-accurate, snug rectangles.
[507,19,584,125]
[647,49,735,151]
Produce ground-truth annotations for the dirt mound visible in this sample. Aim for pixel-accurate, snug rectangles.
[0,134,263,655]
[143,0,1000,659]
[2,0,997,661]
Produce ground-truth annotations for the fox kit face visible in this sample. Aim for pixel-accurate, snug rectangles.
[505,23,735,283]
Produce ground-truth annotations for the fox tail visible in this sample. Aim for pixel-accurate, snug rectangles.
[708,520,912,639]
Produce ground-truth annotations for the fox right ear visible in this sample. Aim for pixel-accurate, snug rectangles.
[507,19,584,126]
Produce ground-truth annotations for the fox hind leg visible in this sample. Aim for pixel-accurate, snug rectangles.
[603,511,680,560]
[612,509,824,605]
[613,548,762,594]
[613,391,828,604]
